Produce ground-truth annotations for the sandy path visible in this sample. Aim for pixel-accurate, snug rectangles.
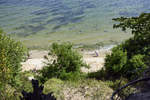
[22,50,110,72]
[21,50,48,71]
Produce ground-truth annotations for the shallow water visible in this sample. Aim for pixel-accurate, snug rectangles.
[0,0,150,46]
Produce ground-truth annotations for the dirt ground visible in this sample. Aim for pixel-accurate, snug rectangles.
[21,49,111,72]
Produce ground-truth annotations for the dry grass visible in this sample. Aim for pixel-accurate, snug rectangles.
[43,78,113,100]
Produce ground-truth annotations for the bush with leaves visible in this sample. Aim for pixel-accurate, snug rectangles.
[0,29,27,99]
[105,45,127,76]
[113,13,150,57]
[126,54,147,78]
[38,42,88,83]
[104,13,150,80]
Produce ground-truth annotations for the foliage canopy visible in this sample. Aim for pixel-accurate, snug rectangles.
[0,29,27,99]
[104,13,150,79]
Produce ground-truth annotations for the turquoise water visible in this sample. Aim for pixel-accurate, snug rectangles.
[0,0,150,47]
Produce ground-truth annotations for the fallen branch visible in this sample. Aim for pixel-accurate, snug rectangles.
[111,77,150,100]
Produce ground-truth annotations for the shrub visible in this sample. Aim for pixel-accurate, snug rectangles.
[0,72,34,100]
[104,45,127,77]
[0,84,22,100]
[59,71,85,81]
[38,42,88,83]
[126,54,147,78]
[0,29,27,99]
[103,13,150,80]
[104,44,147,79]
[87,68,107,80]
[113,13,150,60]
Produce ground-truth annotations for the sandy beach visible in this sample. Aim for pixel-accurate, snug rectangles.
[22,48,112,72]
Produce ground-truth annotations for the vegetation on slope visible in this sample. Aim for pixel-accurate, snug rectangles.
[43,78,113,100]
[88,13,150,99]
[38,42,88,83]
[0,29,28,99]
[104,13,150,80]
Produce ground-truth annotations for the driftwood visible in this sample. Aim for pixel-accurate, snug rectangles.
[20,80,56,100]
[111,77,150,100]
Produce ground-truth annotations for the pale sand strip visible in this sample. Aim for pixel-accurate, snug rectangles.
[22,49,111,72]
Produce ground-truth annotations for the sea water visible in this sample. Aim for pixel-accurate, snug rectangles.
[0,0,150,47]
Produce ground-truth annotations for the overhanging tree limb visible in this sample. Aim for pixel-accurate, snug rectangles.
[111,77,150,100]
